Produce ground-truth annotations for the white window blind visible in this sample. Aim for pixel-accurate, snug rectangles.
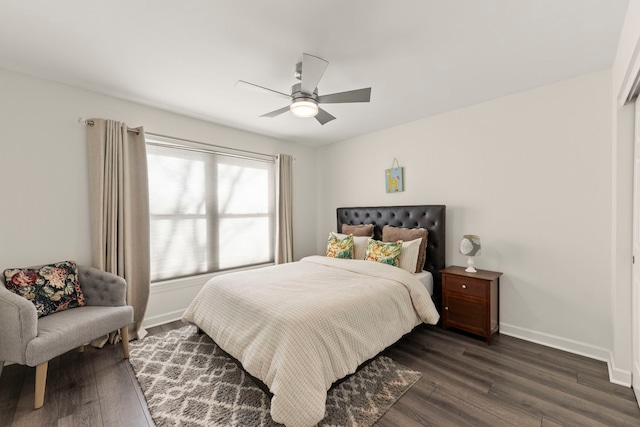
[147,141,275,282]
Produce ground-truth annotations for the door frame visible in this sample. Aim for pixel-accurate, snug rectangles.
[632,96,640,403]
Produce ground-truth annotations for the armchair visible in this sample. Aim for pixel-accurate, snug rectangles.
[0,265,134,409]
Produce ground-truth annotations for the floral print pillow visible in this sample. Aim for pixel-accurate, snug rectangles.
[326,233,354,259]
[365,239,403,267]
[3,260,86,318]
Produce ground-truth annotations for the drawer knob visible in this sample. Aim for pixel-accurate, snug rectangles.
[461,284,467,289]
[444,306,449,310]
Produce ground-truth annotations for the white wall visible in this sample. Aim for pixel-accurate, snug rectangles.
[610,0,640,386]
[0,68,317,327]
[0,44,631,381]
[317,70,614,362]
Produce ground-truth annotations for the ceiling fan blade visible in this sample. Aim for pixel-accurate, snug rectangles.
[315,108,336,125]
[300,53,329,95]
[318,87,372,104]
[236,80,292,101]
[260,105,291,118]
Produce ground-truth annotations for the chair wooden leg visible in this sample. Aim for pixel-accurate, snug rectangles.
[121,326,130,359]
[78,344,85,353]
[34,361,48,409]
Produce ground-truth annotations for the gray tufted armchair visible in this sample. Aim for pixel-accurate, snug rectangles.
[0,265,134,409]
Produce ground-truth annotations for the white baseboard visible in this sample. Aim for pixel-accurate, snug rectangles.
[500,323,631,387]
[608,355,633,387]
[142,308,185,329]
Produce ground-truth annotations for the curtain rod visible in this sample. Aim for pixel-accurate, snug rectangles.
[145,133,278,161]
[147,140,276,164]
[79,118,141,134]
[78,117,280,161]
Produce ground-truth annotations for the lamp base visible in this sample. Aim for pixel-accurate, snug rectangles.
[465,257,477,273]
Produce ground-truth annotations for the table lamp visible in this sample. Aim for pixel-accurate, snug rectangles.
[459,235,481,273]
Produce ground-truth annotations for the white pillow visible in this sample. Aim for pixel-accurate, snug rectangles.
[332,232,369,260]
[398,238,422,273]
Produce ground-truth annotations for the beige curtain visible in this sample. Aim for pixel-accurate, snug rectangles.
[275,154,294,264]
[87,119,150,340]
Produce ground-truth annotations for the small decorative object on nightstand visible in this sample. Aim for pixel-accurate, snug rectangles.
[441,266,503,345]
[459,235,481,272]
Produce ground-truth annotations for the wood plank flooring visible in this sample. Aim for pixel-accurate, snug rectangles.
[1,321,638,426]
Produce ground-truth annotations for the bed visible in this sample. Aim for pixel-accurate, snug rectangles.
[182,205,446,427]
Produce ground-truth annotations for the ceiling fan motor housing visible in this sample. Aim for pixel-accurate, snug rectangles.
[291,83,318,101]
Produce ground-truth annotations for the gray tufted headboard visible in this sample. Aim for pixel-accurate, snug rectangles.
[336,205,446,307]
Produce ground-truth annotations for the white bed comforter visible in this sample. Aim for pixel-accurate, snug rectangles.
[181,255,440,427]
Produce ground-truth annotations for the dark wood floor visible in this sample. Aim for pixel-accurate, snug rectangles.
[1,321,639,426]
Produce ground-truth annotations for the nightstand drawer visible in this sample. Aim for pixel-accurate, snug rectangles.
[443,275,487,298]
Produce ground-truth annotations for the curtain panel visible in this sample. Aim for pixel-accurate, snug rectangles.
[87,119,150,340]
[275,154,294,264]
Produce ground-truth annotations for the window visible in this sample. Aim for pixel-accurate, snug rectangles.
[147,139,275,282]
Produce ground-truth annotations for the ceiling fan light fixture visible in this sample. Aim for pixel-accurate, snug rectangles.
[290,98,318,118]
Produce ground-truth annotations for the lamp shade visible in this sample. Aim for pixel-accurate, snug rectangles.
[459,235,481,256]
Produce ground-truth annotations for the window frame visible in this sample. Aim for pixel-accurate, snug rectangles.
[146,136,276,283]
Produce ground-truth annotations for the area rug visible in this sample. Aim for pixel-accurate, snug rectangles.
[129,326,421,427]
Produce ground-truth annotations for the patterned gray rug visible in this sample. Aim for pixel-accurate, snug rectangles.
[129,326,421,427]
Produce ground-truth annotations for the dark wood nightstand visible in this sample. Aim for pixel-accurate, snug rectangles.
[440,266,503,345]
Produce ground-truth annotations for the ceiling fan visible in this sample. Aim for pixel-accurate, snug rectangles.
[235,53,372,125]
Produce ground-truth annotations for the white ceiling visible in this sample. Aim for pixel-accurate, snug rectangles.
[0,0,629,147]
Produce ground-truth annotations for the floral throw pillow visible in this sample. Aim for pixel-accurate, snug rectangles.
[326,233,354,259]
[365,239,403,267]
[3,260,86,318]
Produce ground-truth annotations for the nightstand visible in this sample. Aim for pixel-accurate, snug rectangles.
[440,266,503,345]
